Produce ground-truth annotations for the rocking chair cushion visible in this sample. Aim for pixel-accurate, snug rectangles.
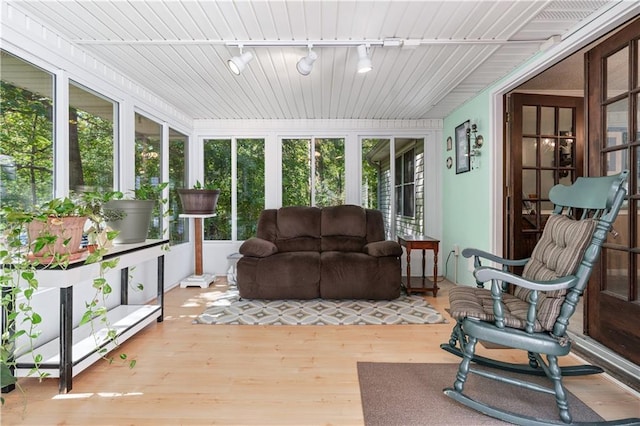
[517,215,596,330]
[448,286,545,331]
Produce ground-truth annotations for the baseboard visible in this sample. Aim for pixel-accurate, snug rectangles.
[569,331,640,393]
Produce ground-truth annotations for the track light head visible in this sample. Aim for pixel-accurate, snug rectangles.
[228,48,254,75]
[296,49,318,76]
[357,44,372,73]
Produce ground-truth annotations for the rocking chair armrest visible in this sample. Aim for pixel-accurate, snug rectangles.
[461,248,529,267]
[475,267,578,292]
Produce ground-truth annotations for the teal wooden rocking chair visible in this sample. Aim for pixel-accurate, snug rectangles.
[441,171,639,425]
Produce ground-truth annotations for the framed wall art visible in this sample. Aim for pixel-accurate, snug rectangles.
[455,120,470,174]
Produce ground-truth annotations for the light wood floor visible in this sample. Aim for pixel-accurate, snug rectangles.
[2,279,639,425]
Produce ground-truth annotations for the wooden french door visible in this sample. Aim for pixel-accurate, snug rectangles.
[506,94,584,266]
[586,19,640,366]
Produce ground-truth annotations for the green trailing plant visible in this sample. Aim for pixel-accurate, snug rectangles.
[0,193,135,405]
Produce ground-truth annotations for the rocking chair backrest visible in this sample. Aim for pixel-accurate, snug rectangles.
[518,171,628,337]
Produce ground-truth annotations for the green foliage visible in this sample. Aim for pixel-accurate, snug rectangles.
[0,195,133,405]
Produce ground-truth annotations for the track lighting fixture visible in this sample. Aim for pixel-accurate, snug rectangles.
[296,46,318,76]
[227,45,254,75]
[357,44,372,73]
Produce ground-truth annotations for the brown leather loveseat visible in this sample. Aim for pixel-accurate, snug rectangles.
[236,205,402,300]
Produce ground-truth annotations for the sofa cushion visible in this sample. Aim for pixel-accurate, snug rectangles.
[276,206,321,252]
[239,237,277,258]
[320,251,401,300]
[237,252,321,300]
[321,205,367,252]
[364,240,403,257]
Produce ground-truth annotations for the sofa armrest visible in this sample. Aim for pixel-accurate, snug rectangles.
[239,237,278,258]
[364,240,403,257]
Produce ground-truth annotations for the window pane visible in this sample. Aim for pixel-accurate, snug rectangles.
[606,46,628,99]
[606,98,628,147]
[1,52,54,208]
[540,138,555,167]
[522,105,537,134]
[169,128,188,245]
[69,82,115,192]
[605,149,628,175]
[558,108,574,136]
[237,138,265,240]
[134,113,163,239]
[522,137,537,167]
[203,139,231,240]
[282,138,311,206]
[540,169,555,199]
[314,138,345,207]
[540,106,555,135]
[522,169,537,199]
[362,138,392,238]
[604,249,628,299]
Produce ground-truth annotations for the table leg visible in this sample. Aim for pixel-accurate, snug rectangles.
[406,247,412,295]
[59,287,73,393]
[1,286,16,393]
[157,254,164,323]
[433,246,439,297]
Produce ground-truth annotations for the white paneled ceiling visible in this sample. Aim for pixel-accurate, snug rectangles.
[6,0,616,120]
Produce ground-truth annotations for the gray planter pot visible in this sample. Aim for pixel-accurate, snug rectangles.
[177,189,220,214]
[104,199,155,244]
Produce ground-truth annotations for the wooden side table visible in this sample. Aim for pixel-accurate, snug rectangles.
[179,213,216,288]
[398,235,440,296]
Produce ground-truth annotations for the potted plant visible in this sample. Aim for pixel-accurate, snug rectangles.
[104,182,168,244]
[177,180,220,215]
[0,193,124,403]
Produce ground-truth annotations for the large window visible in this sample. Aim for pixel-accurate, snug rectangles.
[237,138,265,240]
[282,137,345,207]
[203,138,265,241]
[69,82,116,192]
[169,128,188,244]
[134,113,164,239]
[0,51,54,208]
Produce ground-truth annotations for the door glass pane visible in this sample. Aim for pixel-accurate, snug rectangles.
[1,52,54,208]
[540,107,555,135]
[314,138,345,207]
[540,170,555,199]
[636,147,640,195]
[558,108,574,135]
[558,169,573,187]
[203,139,231,240]
[608,200,628,246]
[605,149,628,176]
[559,137,573,168]
[606,46,628,99]
[522,105,537,134]
[606,98,628,147]
[282,138,311,206]
[522,137,537,167]
[134,113,163,239]
[604,249,628,299]
[637,93,640,142]
[69,82,115,193]
[540,138,555,167]
[522,169,537,199]
[237,138,265,240]
[169,128,188,245]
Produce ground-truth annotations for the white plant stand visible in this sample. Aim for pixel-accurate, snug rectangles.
[179,213,216,288]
